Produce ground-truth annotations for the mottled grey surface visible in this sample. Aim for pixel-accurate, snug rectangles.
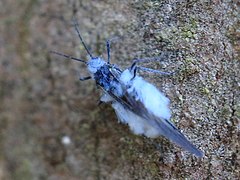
[0,0,239,179]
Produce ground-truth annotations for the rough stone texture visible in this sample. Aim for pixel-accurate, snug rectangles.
[0,0,239,179]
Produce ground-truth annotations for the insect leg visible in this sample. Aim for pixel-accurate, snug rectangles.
[130,56,174,76]
[129,61,138,79]
[106,40,111,64]
[106,37,121,64]
[79,76,92,81]
[138,66,174,76]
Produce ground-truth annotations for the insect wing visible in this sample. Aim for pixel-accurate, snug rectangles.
[103,79,203,157]
[98,65,203,157]
[125,90,203,157]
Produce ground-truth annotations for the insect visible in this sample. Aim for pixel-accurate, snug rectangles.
[51,19,204,157]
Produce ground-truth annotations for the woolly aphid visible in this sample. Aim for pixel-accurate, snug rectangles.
[51,19,204,157]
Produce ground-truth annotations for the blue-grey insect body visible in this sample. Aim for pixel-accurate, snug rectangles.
[51,19,203,157]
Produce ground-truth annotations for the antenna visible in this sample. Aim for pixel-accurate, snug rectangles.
[72,17,93,58]
[50,51,86,64]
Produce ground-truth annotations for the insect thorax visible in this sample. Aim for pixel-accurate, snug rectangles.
[94,64,123,97]
[93,64,113,91]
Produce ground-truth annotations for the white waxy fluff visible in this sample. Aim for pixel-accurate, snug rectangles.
[100,93,113,103]
[120,69,171,120]
[112,101,160,138]
[100,92,160,137]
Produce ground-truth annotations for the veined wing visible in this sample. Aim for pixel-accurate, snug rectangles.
[125,91,203,157]
[102,66,203,157]
[103,83,203,157]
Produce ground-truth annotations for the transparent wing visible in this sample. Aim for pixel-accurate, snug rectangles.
[124,92,203,157]
[103,66,203,157]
